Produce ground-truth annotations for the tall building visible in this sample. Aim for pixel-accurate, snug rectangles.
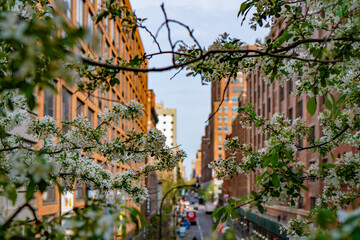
[26,0,150,222]
[155,103,177,148]
[155,103,185,180]
[203,72,247,201]
[195,150,202,180]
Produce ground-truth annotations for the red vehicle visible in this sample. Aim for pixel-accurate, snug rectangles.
[186,211,197,225]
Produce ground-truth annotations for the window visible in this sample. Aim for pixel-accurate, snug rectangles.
[219,106,222,112]
[262,103,265,116]
[218,145,222,151]
[297,134,303,148]
[224,97,228,102]
[268,97,271,113]
[63,0,72,18]
[298,197,304,209]
[297,100,303,118]
[42,184,56,204]
[310,197,316,209]
[76,98,84,116]
[233,87,242,93]
[75,180,86,200]
[224,116,228,122]
[280,85,284,101]
[87,11,94,35]
[224,126,229,132]
[97,89,103,109]
[232,96,238,103]
[309,126,315,145]
[232,116,236,120]
[224,106,228,113]
[218,116,222,122]
[76,0,83,26]
[44,88,56,117]
[288,80,293,94]
[218,135,222,142]
[88,108,94,127]
[232,106,238,112]
[62,88,72,131]
[288,107,293,122]
[97,0,102,10]
[309,161,316,182]
[218,126,222,132]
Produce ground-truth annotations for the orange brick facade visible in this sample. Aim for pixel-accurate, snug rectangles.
[36,0,149,219]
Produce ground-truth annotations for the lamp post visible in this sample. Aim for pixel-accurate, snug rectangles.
[158,183,199,240]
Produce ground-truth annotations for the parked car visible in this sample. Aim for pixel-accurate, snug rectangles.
[205,201,216,214]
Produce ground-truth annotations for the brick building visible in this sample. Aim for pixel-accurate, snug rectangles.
[33,0,150,221]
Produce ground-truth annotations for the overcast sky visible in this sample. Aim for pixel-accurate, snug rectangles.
[130,0,269,180]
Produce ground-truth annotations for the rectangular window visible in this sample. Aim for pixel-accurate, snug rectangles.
[76,98,84,116]
[288,107,293,122]
[42,184,56,204]
[298,100,303,118]
[218,135,222,142]
[218,126,222,132]
[224,106,228,113]
[288,80,293,95]
[268,97,271,113]
[224,126,229,132]
[62,88,72,130]
[224,97,228,102]
[87,11,93,35]
[309,126,315,145]
[310,197,316,209]
[75,180,86,200]
[218,145,222,151]
[219,106,222,112]
[309,161,316,182]
[232,96,238,102]
[97,27,103,58]
[218,116,222,122]
[76,0,83,26]
[63,0,72,18]
[98,89,103,109]
[233,87,242,93]
[88,108,94,127]
[232,106,238,113]
[298,197,304,209]
[44,88,56,117]
[224,116,228,122]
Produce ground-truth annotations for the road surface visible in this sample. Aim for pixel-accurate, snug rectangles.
[177,205,221,240]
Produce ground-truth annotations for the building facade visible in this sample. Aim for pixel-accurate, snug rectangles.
[155,103,185,180]
[34,0,150,221]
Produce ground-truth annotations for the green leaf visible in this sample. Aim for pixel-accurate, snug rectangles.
[26,181,35,202]
[271,174,280,187]
[258,205,264,214]
[7,187,17,205]
[301,185,309,191]
[271,150,279,166]
[324,96,332,110]
[231,208,238,219]
[239,195,251,202]
[307,96,317,116]
[331,152,335,162]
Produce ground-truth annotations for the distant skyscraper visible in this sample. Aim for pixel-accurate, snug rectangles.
[155,103,177,148]
[155,103,185,179]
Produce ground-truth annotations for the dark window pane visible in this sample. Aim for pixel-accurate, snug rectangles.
[43,184,56,204]
[44,88,56,117]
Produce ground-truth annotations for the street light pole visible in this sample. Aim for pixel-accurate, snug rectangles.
[158,183,199,240]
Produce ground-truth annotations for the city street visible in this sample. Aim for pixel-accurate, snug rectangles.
[177,205,220,240]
